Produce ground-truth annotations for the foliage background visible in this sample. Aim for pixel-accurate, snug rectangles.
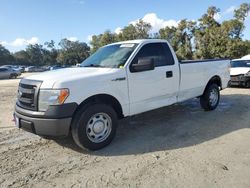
[0,3,249,66]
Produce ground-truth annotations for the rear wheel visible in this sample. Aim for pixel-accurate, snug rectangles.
[200,84,220,111]
[9,74,17,79]
[71,103,118,150]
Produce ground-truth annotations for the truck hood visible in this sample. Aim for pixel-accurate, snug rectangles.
[25,67,118,88]
[230,67,250,76]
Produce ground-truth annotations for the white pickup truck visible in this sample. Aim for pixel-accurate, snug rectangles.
[14,39,230,150]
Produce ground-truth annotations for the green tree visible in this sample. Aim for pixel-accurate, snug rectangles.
[194,6,221,59]
[247,40,250,54]
[44,40,55,49]
[224,39,249,58]
[2,3,250,65]
[175,20,196,60]
[134,19,152,39]
[99,31,116,46]
[118,24,138,41]
[43,40,58,65]
[25,44,44,65]
[90,35,102,53]
[90,20,151,53]
[229,3,250,40]
[13,50,30,65]
[159,20,195,60]
[90,31,117,53]
[159,26,177,50]
[118,19,152,41]
[193,4,249,59]
[57,39,90,65]
[0,45,13,65]
[234,3,250,22]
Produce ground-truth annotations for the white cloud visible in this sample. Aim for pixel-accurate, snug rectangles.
[130,13,179,33]
[210,6,236,22]
[1,37,39,47]
[67,37,78,42]
[214,13,221,21]
[87,35,93,41]
[0,41,7,45]
[224,6,236,15]
[216,5,236,21]
[11,38,26,46]
[114,27,122,34]
[27,37,39,45]
[247,14,250,21]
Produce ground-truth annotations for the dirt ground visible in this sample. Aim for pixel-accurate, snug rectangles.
[0,73,250,188]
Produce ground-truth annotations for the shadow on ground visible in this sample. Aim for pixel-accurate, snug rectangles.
[54,93,250,156]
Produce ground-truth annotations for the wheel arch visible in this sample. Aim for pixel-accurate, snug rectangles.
[74,94,124,119]
[203,75,222,93]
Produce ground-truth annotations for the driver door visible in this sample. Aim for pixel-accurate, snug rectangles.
[127,42,179,115]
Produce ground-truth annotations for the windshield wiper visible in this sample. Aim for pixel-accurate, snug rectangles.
[83,64,102,68]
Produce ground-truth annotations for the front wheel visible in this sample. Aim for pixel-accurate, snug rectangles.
[10,73,17,79]
[200,84,220,111]
[71,103,118,150]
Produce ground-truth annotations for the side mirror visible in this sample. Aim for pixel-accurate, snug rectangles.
[131,58,155,72]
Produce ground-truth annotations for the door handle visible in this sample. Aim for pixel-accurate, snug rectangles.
[166,71,173,78]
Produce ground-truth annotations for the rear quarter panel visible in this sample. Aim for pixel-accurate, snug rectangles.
[178,60,230,102]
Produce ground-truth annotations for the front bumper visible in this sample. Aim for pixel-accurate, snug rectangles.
[230,75,250,86]
[14,103,78,136]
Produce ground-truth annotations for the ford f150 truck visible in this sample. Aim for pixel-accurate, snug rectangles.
[14,39,230,150]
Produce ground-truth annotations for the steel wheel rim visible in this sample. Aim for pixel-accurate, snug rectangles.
[209,89,218,106]
[86,112,112,143]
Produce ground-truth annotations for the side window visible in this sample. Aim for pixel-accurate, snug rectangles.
[0,68,7,72]
[131,43,175,68]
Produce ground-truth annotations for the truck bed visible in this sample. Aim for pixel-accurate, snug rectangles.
[177,59,230,102]
[180,59,229,64]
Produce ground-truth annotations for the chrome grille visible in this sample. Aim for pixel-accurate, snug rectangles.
[17,79,42,111]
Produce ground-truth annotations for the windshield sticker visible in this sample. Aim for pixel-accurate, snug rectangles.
[120,44,135,48]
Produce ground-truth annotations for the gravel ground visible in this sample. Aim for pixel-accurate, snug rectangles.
[0,73,250,188]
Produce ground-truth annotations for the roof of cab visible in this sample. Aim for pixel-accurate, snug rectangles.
[106,39,169,46]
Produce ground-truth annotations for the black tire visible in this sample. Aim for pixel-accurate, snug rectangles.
[9,74,17,79]
[246,81,250,88]
[71,103,118,150]
[200,84,220,111]
[40,135,54,140]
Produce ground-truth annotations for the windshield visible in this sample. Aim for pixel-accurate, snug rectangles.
[80,43,138,68]
[231,60,250,68]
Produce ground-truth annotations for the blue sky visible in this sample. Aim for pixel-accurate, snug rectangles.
[0,0,249,52]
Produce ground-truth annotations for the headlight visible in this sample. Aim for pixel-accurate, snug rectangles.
[38,89,69,111]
